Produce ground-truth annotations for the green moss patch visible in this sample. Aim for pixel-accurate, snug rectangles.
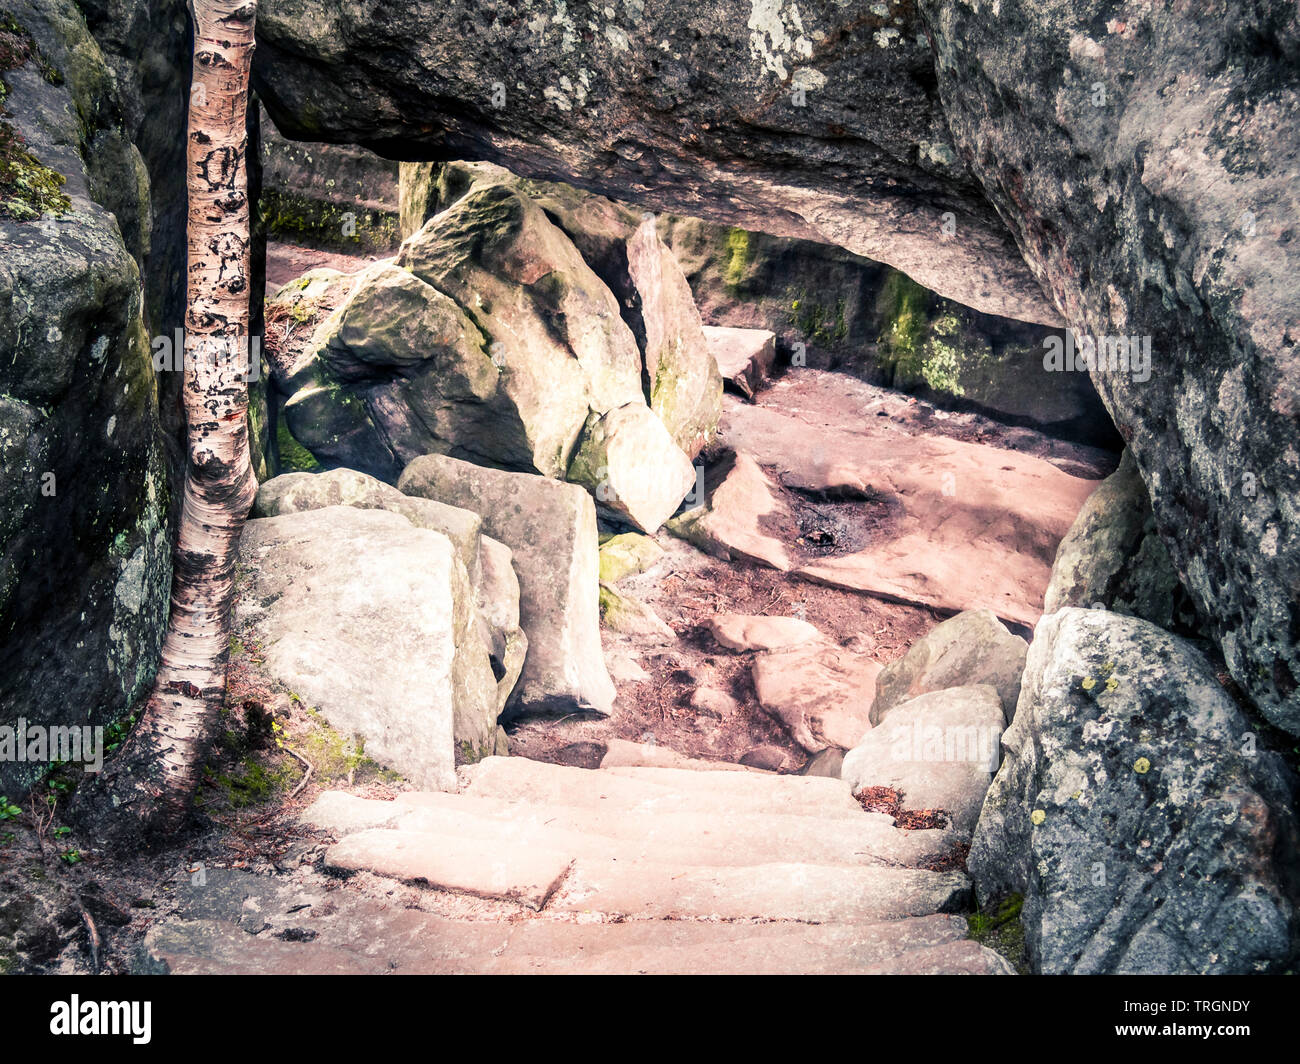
[967,892,1029,974]
[722,227,753,290]
[258,186,399,253]
[276,419,322,473]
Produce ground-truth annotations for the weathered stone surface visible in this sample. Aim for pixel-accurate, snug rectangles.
[399,454,616,717]
[969,608,1299,974]
[567,402,696,534]
[667,220,1106,448]
[752,644,883,753]
[599,583,676,644]
[253,0,1060,325]
[253,468,482,572]
[860,939,1016,976]
[398,184,644,468]
[666,452,795,571]
[551,856,970,924]
[402,160,722,459]
[236,506,500,787]
[872,610,1028,727]
[253,467,527,715]
[923,0,1300,734]
[703,325,776,401]
[726,372,1097,627]
[259,104,400,252]
[0,0,170,798]
[325,829,572,910]
[476,536,529,719]
[707,614,822,653]
[599,738,752,773]
[843,685,1004,835]
[1044,449,1197,633]
[598,532,665,584]
[626,215,723,457]
[800,747,847,779]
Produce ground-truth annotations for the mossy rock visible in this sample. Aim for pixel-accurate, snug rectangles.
[598,531,665,584]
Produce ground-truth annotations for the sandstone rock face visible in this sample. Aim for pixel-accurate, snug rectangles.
[0,0,171,798]
[666,452,795,571]
[923,0,1300,734]
[626,216,723,457]
[843,685,1004,835]
[872,610,1028,726]
[752,644,883,753]
[1044,449,1198,633]
[399,454,616,718]
[475,536,529,718]
[259,105,400,252]
[236,507,501,787]
[253,0,1058,325]
[969,608,1299,974]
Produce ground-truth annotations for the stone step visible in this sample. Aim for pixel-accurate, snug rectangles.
[325,823,969,923]
[323,829,572,910]
[143,911,1011,975]
[302,790,960,869]
[550,856,971,923]
[860,939,1018,975]
[461,756,864,819]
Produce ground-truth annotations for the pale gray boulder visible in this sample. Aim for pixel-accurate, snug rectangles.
[399,454,616,718]
[871,609,1028,726]
[843,685,1005,835]
[236,507,501,787]
[567,402,696,534]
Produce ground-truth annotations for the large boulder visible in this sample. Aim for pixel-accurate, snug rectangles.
[252,468,526,718]
[236,506,501,785]
[474,536,530,719]
[703,326,776,401]
[625,215,723,457]
[397,183,644,461]
[1044,449,1198,633]
[969,608,1299,974]
[923,0,1300,735]
[871,610,1028,726]
[842,685,1004,835]
[399,454,616,718]
[259,104,400,252]
[0,0,171,798]
[281,259,531,479]
[402,161,724,459]
[254,468,482,570]
[566,402,696,534]
[253,0,1059,325]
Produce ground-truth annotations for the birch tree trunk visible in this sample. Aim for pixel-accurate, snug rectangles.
[72,0,260,839]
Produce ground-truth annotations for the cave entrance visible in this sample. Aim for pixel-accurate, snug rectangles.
[253,127,1121,778]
